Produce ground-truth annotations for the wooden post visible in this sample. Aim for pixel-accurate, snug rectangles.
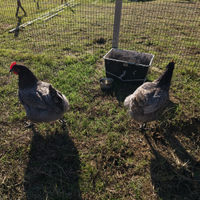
[112,0,122,49]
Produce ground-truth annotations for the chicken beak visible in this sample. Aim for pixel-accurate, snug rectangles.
[9,69,18,75]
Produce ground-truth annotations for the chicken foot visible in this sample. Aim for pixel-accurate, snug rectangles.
[25,121,34,128]
[59,118,67,126]
[138,123,149,131]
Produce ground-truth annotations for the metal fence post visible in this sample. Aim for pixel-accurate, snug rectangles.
[112,0,122,49]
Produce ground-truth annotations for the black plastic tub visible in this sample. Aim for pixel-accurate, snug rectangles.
[103,48,154,82]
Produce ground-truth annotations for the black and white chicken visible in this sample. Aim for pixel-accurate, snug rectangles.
[9,62,70,127]
[124,60,175,129]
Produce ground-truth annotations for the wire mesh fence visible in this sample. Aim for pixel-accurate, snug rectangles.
[0,0,199,63]
[0,0,114,56]
[119,0,200,64]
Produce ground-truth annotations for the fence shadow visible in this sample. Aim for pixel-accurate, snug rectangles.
[144,117,200,199]
[24,126,82,199]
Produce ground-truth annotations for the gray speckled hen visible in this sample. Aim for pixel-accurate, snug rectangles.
[124,60,175,129]
[9,62,70,127]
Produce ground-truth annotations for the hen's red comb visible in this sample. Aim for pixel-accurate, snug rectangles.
[10,62,17,70]
[171,60,174,63]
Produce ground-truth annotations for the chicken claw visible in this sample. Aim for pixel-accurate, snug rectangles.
[59,118,67,126]
[138,123,146,129]
[25,122,34,128]
[137,123,149,131]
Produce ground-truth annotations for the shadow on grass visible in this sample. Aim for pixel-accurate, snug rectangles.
[111,79,200,198]
[144,117,200,200]
[101,78,144,105]
[24,126,82,200]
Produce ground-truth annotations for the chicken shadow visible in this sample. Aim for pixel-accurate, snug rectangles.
[145,117,200,200]
[24,126,82,200]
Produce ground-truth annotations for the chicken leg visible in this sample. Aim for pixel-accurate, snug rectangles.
[59,118,67,127]
[25,121,34,128]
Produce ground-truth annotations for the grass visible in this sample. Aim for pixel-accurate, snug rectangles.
[0,0,200,199]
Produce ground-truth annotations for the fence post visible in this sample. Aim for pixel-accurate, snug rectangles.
[112,0,122,49]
